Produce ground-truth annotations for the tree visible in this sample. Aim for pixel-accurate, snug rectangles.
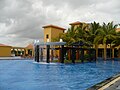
[112,31,120,58]
[94,22,117,60]
[88,21,100,59]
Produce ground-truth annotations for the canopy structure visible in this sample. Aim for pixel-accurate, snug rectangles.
[71,41,93,47]
[34,41,66,63]
[34,41,66,46]
[34,40,96,64]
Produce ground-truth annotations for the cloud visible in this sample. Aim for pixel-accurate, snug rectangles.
[0,0,120,46]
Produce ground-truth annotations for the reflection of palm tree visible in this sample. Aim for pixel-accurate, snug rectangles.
[94,22,117,60]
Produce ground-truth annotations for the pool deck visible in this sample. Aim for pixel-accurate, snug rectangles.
[105,79,120,90]
[0,56,33,60]
[87,73,120,90]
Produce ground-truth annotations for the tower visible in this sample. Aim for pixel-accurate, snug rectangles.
[69,21,90,30]
[42,25,66,42]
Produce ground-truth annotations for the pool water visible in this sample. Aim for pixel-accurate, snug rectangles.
[0,60,120,90]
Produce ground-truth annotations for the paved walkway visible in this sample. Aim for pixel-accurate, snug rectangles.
[0,57,32,60]
[0,56,21,59]
[105,80,120,90]
[87,74,120,90]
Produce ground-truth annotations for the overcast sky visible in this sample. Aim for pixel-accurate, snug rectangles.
[0,0,120,47]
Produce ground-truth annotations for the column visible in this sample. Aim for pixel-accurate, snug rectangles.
[60,45,64,63]
[80,48,84,63]
[71,47,76,63]
[46,45,50,63]
[118,48,120,58]
[112,48,114,59]
[35,45,39,62]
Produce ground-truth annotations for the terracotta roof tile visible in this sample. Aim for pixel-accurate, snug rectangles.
[0,43,11,47]
[116,28,120,32]
[69,21,82,25]
[42,24,66,30]
[26,44,33,49]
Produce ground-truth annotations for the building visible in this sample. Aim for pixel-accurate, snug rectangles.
[0,43,34,58]
[0,44,12,57]
[43,24,66,42]
[69,21,90,30]
[69,21,120,58]
[42,21,120,59]
[26,44,34,57]
[42,24,66,59]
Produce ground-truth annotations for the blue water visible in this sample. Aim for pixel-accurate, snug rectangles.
[0,60,120,90]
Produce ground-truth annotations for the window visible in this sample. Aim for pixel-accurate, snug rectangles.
[46,34,49,39]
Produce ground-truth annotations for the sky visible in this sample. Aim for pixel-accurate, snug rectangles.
[0,0,120,47]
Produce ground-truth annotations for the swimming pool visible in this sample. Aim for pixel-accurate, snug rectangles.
[0,60,120,90]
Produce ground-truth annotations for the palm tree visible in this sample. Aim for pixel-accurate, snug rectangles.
[64,26,78,45]
[56,24,88,45]
[75,23,89,43]
[52,26,77,45]
[112,31,120,58]
[94,22,117,60]
[88,21,100,59]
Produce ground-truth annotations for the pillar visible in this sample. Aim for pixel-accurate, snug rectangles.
[76,50,79,60]
[71,47,76,63]
[80,48,84,63]
[24,49,26,56]
[118,48,120,58]
[112,48,114,59]
[35,45,39,62]
[46,45,50,63]
[60,45,64,63]
[68,49,71,60]
[51,49,53,61]
[40,48,43,62]
[16,49,18,56]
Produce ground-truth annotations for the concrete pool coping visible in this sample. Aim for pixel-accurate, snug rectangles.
[87,73,120,90]
[0,57,33,60]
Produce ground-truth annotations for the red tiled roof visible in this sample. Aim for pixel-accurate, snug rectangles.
[42,24,66,30]
[116,28,120,32]
[26,44,33,49]
[0,43,11,47]
[69,21,82,25]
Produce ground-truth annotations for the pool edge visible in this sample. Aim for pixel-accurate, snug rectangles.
[87,73,120,90]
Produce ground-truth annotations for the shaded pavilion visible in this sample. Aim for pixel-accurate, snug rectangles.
[34,40,96,63]
[34,41,66,63]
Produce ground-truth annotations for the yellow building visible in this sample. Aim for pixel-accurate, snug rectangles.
[43,24,66,42]
[26,44,34,57]
[42,24,66,59]
[69,21,120,58]
[69,21,90,30]
[0,44,12,57]
[0,43,34,58]
[12,44,34,57]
